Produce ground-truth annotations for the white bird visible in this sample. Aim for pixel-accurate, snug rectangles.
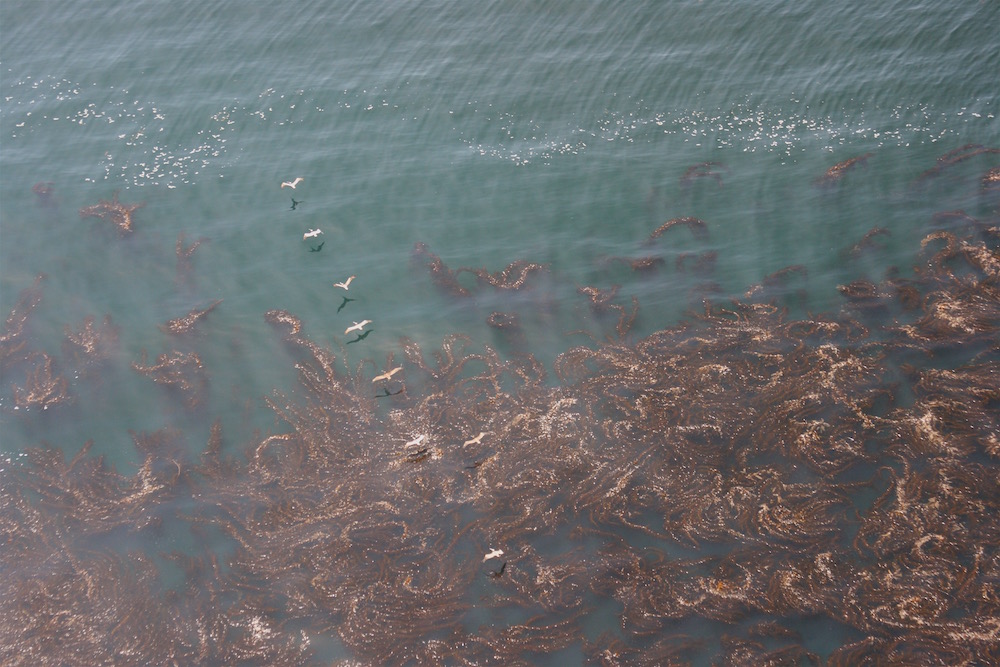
[303,229,323,240]
[334,275,356,290]
[483,548,504,562]
[345,319,372,335]
[404,434,425,448]
[281,177,304,189]
[372,366,403,383]
[463,431,488,446]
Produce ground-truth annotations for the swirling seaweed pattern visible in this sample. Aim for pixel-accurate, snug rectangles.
[2,151,1000,666]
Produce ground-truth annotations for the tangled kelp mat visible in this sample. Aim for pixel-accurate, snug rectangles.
[2,171,1000,665]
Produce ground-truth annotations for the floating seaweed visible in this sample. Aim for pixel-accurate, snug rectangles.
[5,156,1000,667]
[814,152,873,187]
[78,190,145,234]
[264,308,303,337]
[889,229,1000,346]
[411,242,549,306]
[457,259,548,291]
[916,143,1000,183]
[0,274,44,370]
[837,279,892,317]
[485,310,527,350]
[160,299,223,335]
[11,351,71,412]
[848,226,890,257]
[674,249,717,275]
[577,285,639,338]
[63,314,119,367]
[175,231,210,285]
[643,216,709,245]
[176,231,208,263]
[744,264,808,301]
[983,166,1000,193]
[486,310,520,332]
[411,241,471,297]
[603,254,666,275]
[578,284,621,310]
[131,349,207,408]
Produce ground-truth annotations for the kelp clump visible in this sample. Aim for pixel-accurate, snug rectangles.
[131,350,207,408]
[79,190,145,234]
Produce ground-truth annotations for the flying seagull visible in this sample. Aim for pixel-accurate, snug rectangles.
[309,242,324,252]
[463,431,488,447]
[281,177,304,189]
[372,366,403,383]
[303,228,323,240]
[337,296,355,313]
[483,548,504,562]
[345,319,372,335]
[405,434,426,448]
[334,275,356,290]
[290,198,302,210]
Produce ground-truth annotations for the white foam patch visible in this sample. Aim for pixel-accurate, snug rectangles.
[451,93,997,163]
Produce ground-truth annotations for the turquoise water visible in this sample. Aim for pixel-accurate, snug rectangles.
[2,1,999,664]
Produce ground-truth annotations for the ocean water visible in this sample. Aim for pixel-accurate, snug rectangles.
[2,1,999,664]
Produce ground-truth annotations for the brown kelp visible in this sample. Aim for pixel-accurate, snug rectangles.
[847,226,890,258]
[78,190,145,234]
[160,299,223,335]
[0,274,44,370]
[814,153,873,187]
[893,228,1000,347]
[643,216,709,246]
[457,259,549,291]
[983,166,1000,193]
[602,254,666,275]
[916,143,1000,184]
[3,157,1000,665]
[176,232,210,286]
[11,351,71,411]
[744,264,808,302]
[411,241,472,297]
[674,250,717,275]
[63,314,119,367]
[577,285,639,338]
[131,350,207,408]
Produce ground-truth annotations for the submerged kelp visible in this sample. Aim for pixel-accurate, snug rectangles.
[3,151,1000,666]
[0,274,44,371]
